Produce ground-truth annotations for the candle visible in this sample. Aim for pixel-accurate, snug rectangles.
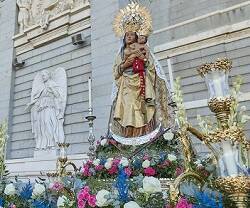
[88,77,92,109]
[167,58,174,92]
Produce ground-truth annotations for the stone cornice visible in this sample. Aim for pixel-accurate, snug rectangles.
[154,20,250,60]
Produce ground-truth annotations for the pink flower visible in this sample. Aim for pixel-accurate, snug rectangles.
[95,165,104,171]
[163,160,171,166]
[143,154,150,160]
[88,195,97,207]
[77,186,96,208]
[176,197,193,208]
[201,169,209,177]
[108,165,118,175]
[83,186,90,193]
[87,160,93,165]
[144,167,156,176]
[113,159,121,165]
[109,139,117,145]
[78,200,86,208]
[124,167,132,177]
[78,191,90,201]
[176,167,184,176]
[83,164,91,177]
[50,182,64,191]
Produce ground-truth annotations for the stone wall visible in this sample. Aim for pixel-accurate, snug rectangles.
[91,0,120,139]
[7,5,92,159]
[0,1,16,123]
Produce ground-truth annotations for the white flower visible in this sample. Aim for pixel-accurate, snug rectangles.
[163,132,174,141]
[142,160,150,168]
[124,201,141,208]
[57,195,68,207]
[96,189,110,207]
[168,154,177,161]
[48,183,54,189]
[197,163,203,168]
[194,159,203,168]
[194,159,201,166]
[4,183,16,196]
[93,159,101,166]
[120,157,129,167]
[104,158,113,169]
[101,139,108,146]
[143,176,162,194]
[162,191,168,199]
[32,183,45,197]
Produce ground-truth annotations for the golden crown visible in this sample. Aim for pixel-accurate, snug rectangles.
[113,2,153,37]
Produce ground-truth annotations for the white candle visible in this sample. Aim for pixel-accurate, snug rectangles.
[88,77,92,109]
[167,58,174,93]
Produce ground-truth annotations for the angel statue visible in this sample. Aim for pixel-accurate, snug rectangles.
[26,68,67,150]
[109,3,175,145]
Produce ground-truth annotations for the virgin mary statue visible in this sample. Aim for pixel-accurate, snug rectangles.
[109,3,175,144]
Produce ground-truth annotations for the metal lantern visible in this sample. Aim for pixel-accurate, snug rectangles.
[198,58,232,100]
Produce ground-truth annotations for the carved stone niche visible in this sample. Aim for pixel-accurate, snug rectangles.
[14,0,90,55]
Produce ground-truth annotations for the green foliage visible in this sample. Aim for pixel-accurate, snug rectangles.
[173,77,188,128]
[0,121,8,180]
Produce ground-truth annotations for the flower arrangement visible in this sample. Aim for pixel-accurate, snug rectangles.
[80,153,184,180]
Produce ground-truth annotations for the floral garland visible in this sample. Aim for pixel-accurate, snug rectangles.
[0,174,224,208]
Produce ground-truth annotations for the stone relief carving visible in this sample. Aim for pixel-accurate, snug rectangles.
[25,68,67,150]
[17,0,33,33]
[17,0,89,32]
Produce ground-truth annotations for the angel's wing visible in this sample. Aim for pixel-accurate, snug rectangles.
[51,67,67,114]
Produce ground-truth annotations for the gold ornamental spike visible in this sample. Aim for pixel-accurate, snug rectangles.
[113,2,153,37]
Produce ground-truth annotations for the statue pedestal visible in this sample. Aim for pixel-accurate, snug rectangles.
[34,149,58,160]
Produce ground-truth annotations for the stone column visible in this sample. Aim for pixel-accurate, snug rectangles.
[0,0,17,158]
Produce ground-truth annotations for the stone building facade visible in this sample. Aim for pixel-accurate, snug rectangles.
[0,0,249,177]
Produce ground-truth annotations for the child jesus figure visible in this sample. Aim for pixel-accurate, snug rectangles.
[124,35,150,102]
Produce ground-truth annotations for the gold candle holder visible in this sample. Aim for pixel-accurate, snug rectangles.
[46,143,78,178]
[214,176,250,208]
[208,96,234,129]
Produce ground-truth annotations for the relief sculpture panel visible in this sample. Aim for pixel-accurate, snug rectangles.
[17,0,89,32]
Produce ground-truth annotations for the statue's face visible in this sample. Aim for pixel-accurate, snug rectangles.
[125,32,136,45]
[138,35,147,44]
[41,71,50,82]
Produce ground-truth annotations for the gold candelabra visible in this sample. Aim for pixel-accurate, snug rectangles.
[47,142,78,179]
[172,58,250,208]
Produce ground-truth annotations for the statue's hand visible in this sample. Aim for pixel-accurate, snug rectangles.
[134,49,143,58]
[121,57,134,70]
